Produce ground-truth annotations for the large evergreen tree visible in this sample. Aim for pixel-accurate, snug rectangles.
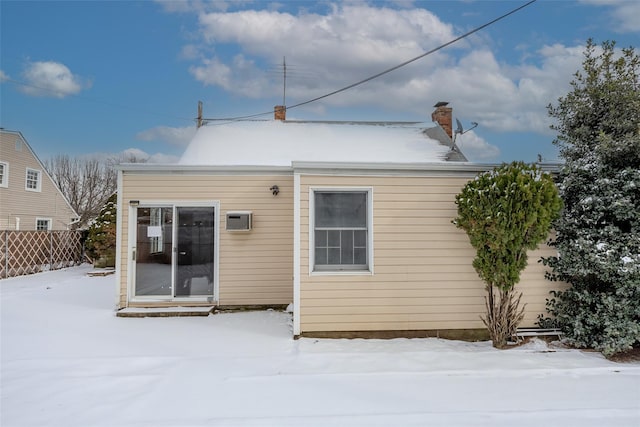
[454,162,561,348]
[543,40,640,356]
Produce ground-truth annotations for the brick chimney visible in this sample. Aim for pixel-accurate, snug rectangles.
[431,102,453,139]
[274,105,286,121]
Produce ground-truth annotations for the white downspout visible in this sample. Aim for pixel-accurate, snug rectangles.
[293,172,301,336]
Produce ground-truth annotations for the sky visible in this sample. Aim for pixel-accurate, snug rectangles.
[1,0,639,164]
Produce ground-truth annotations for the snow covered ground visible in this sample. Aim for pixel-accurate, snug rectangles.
[1,265,639,427]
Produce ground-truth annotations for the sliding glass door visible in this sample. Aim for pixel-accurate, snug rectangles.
[175,207,215,297]
[135,207,173,296]
[134,205,215,299]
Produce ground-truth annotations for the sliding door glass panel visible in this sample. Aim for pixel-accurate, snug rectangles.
[175,207,215,297]
[135,207,173,296]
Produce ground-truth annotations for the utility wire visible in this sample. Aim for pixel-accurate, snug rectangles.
[287,0,537,111]
[203,0,537,124]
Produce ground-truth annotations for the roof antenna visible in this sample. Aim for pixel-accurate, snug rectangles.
[453,118,478,143]
[282,56,287,107]
[196,100,203,128]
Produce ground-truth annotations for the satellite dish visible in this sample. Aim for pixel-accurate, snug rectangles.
[455,118,464,135]
[457,121,479,135]
[453,120,479,144]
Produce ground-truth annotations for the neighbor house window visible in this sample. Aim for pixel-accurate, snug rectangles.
[0,162,8,188]
[26,168,41,192]
[36,218,52,231]
[312,189,372,272]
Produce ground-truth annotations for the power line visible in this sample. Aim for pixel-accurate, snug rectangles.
[287,0,537,111]
[202,0,537,124]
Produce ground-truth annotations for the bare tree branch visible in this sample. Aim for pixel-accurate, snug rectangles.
[45,153,145,228]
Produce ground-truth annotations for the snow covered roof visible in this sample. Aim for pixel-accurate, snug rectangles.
[178,120,460,166]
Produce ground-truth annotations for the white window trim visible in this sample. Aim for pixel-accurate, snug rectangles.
[309,186,374,276]
[36,218,52,231]
[25,167,42,192]
[0,161,8,188]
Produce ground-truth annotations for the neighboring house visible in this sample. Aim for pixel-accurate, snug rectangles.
[0,129,78,231]
[115,104,563,337]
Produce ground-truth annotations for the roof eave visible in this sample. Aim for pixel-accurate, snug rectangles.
[116,163,294,174]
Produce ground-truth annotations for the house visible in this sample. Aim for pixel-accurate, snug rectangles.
[115,104,562,337]
[0,130,78,231]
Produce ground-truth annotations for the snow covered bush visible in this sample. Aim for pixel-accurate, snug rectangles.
[454,161,562,348]
[85,193,117,268]
[541,40,640,357]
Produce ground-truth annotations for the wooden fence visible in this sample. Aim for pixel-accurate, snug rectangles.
[0,230,84,279]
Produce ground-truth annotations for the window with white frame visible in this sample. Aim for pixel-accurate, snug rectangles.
[312,189,372,272]
[36,218,52,231]
[25,168,41,192]
[0,162,8,188]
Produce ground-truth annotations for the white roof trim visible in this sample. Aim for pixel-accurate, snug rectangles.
[117,161,561,175]
[292,161,492,171]
[117,164,293,174]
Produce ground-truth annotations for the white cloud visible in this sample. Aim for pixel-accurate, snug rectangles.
[180,44,201,60]
[174,4,590,136]
[609,2,640,32]
[120,147,180,164]
[189,54,271,98]
[190,57,232,89]
[20,61,88,98]
[0,70,8,82]
[120,148,150,161]
[155,0,230,14]
[190,5,456,99]
[581,0,640,32]
[456,131,500,162]
[136,126,197,147]
[81,148,179,165]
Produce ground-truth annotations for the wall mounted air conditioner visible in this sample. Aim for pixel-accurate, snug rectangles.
[226,211,252,231]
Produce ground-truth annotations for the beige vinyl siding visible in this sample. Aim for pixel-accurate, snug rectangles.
[299,174,566,333]
[0,132,77,230]
[118,173,293,308]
